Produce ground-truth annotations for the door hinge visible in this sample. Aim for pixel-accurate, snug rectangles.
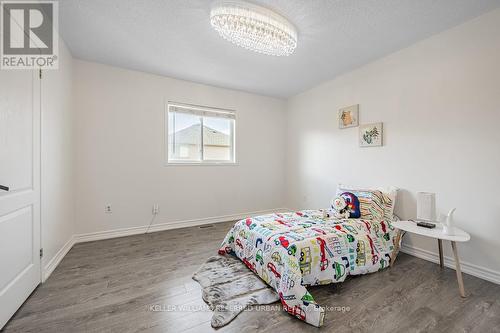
[40,248,43,258]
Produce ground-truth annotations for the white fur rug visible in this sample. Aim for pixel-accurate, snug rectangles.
[192,255,279,328]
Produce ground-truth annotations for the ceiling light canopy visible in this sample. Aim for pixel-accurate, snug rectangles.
[210,1,298,56]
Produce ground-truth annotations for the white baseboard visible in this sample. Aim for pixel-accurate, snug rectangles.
[401,243,500,285]
[42,235,76,282]
[41,208,287,283]
[73,208,289,243]
[44,210,500,288]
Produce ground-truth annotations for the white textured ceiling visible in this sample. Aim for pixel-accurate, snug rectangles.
[60,0,500,98]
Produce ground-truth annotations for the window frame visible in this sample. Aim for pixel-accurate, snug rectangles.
[165,102,237,166]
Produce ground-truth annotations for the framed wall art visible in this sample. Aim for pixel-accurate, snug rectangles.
[338,104,359,129]
[359,122,383,147]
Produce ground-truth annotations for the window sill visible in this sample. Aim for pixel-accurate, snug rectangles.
[165,162,239,166]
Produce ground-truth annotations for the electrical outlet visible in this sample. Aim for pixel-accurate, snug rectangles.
[152,204,159,215]
[105,204,112,214]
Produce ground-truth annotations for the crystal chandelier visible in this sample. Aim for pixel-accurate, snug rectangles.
[210,1,298,56]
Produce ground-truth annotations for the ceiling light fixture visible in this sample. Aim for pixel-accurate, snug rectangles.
[210,1,298,56]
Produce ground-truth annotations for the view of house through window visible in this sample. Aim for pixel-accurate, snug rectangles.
[167,103,235,163]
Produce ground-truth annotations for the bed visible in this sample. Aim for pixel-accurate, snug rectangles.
[218,187,399,327]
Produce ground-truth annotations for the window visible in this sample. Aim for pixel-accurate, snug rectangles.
[167,103,235,164]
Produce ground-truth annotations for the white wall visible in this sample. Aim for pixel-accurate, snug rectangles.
[73,60,287,235]
[41,37,75,279]
[286,9,500,281]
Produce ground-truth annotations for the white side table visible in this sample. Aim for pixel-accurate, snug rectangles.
[391,220,471,297]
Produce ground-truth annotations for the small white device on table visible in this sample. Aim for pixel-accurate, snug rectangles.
[390,219,470,297]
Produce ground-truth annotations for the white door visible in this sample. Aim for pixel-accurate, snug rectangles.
[0,69,41,329]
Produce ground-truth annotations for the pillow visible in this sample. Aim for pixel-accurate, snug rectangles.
[336,184,398,221]
[376,186,398,220]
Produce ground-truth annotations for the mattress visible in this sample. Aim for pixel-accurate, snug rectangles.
[218,210,398,327]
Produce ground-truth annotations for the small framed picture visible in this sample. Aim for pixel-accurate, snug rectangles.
[338,104,359,129]
[359,122,383,147]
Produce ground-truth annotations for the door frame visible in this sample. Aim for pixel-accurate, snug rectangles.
[37,69,42,282]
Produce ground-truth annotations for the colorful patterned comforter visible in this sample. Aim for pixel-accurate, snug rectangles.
[218,210,397,327]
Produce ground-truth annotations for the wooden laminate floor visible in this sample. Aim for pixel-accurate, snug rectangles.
[3,221,500,333]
